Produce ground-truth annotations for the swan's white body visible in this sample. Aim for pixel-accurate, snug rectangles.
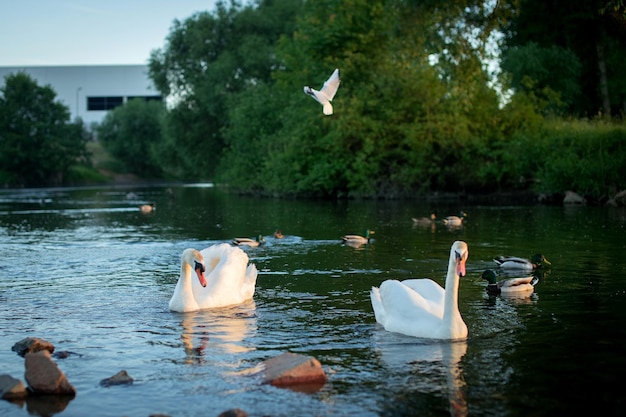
[169,244,258,312]
[304,68,340,115]
[370,241,469,340]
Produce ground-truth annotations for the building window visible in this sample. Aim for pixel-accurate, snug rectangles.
[87,96,124,111]
[127,95,162,102]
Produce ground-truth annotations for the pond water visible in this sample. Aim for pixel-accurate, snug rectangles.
[1,184,625,417]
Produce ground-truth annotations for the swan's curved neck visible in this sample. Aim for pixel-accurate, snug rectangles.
[443,257,461,321]
[180,262,194,292]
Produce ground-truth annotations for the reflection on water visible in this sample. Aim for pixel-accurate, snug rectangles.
[178,301,257,365]
[373,330,467,417]
[1,185,626,416]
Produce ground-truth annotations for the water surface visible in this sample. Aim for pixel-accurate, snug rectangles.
[1,185,625,416]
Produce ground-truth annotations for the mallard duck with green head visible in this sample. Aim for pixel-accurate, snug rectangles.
[481,269,537,295]
[342,229,374,245]
[493,254,551,271]
[232,235,266,247]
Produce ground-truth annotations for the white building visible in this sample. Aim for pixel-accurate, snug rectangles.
[0,65,161,126]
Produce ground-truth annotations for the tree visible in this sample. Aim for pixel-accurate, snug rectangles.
[0,72,88,186]
[502,0,626,116]
[97,98,165,178]
[148,0,304,179]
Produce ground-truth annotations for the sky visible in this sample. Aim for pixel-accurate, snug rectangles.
[0,1,219,67]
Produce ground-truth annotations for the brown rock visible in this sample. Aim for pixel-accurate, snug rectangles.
[0,374,28,399]
[262,352,327,387]
[218,409,248,417]
[24,351,76,395]
[11,337,55,357]
[100,370,134,387]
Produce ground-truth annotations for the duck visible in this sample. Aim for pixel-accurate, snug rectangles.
[304,68,341,115]
[442,211,467,226]
[273,229,284,239]
[341,229,374,246]
[481,269,536,295]
[232,235,266,247]
[169,244,258,312]
[139,203,155,213]
[493,254,551,270]
[370,241,469,340]
[412,213,436,225]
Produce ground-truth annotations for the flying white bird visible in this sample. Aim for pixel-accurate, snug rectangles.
[304,68,341,115]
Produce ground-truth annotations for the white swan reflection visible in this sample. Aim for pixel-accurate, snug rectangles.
[178,300,257,365]
[373,329,468,417]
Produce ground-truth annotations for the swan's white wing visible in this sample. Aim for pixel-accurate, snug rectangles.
[240,263,258,300]
[379,280,444,320]
[370,286,386,324]
[193,244,256,308]
[400,279,445,306]
[320,68,340,101]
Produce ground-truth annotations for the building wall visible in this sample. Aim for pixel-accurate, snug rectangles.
[0,65,161,126]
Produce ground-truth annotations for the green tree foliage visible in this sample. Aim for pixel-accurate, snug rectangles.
[148,0,304,179]
[220,0,508,197]
[142,0,625,200]
[0,72,89,186]
[502,0,626,116]
[501,42,582,115]
[97,99,165,178]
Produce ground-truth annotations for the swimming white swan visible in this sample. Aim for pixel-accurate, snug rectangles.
[370,241,469,340]
[169,244,258,312]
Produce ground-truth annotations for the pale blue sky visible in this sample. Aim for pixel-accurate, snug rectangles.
[0,1,218,66]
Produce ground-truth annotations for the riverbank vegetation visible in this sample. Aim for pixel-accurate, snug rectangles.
[1,0,625,203]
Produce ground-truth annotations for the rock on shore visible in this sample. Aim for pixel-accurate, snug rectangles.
[24,350,76,395]
[11,337,55,357]
[0,374,28,399]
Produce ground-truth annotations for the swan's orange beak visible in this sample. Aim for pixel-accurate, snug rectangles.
[457,260,466,277]
[195,268,207,287]
[456,252,467,277]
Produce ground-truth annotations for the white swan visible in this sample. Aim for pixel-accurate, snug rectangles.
[370,241,469,340]
[304,68,340,115]
[169,244,258,312]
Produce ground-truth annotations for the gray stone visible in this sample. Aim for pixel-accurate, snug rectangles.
[24,351,76,395]
[0,374,28,399]
[563,190,586,205]
[11,337,55,357]
[607,189,626,207]
[99,370,134,387]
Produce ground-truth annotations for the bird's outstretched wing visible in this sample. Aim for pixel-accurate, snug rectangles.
[319,68,340,101]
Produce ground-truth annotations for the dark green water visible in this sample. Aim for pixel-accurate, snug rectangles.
[1,184,625,417]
